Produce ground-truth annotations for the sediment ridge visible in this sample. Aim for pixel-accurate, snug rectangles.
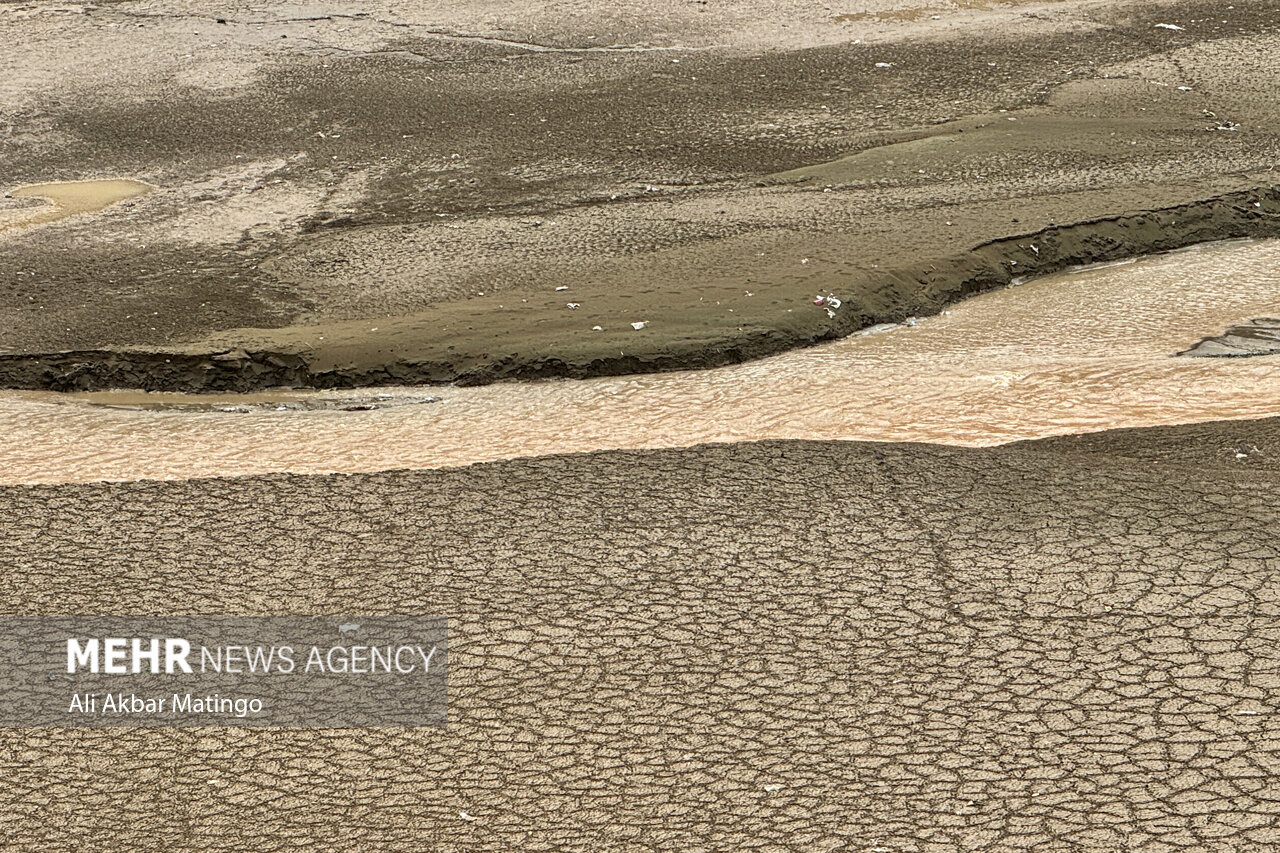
[3,185,1278,393]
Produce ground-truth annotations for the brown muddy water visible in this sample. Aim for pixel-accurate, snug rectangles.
[2,238,1280,485]
[0,180,153,231]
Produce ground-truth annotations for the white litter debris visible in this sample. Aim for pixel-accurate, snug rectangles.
[1154,23,1184,30]
[631,321,648,330]
[592,325,603,331]
[566,302,580,309]
[875,62,893,68]
[459,812,476,822]
[813,294,842,319]
[555,285,569,291]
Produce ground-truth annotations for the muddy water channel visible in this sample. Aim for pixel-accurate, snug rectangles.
[3,238,1280,485]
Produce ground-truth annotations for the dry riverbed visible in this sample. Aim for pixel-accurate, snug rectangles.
[2,0,1280,387]
[5,3,1280,852]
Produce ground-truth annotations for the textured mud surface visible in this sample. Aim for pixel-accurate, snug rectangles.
[3,0,1280,389]
[4,418,1280,850]
[1180,316,1280,357]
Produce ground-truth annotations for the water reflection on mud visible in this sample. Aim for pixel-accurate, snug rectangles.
[2,239,1280,485]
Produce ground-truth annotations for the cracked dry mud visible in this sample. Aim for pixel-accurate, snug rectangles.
[6,1,1280,850]
[4,0,1280,387]
[4,420,1280,850]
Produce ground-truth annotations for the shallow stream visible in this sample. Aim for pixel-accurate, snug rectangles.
[2,238,1278,485]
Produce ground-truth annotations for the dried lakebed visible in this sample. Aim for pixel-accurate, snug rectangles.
[1,238,1279,485]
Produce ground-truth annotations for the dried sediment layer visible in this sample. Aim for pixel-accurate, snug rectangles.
[3,0,1280,392]
[2,184,1278,392]
[3,418,1280,850]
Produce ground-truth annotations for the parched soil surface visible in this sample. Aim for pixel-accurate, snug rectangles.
[2,0,1280,389]
[3,417,1280,850]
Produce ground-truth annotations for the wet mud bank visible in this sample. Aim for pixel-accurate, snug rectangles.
[1179,316,1280,357]
[3,184,1280,393]
[8,235,1280,484]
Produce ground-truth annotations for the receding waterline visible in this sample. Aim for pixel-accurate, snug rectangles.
[2,238,1280,485]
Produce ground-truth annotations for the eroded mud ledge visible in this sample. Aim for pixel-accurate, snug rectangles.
[3,184,1279,393]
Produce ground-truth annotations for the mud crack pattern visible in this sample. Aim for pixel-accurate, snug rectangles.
[2,419,1280,850]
